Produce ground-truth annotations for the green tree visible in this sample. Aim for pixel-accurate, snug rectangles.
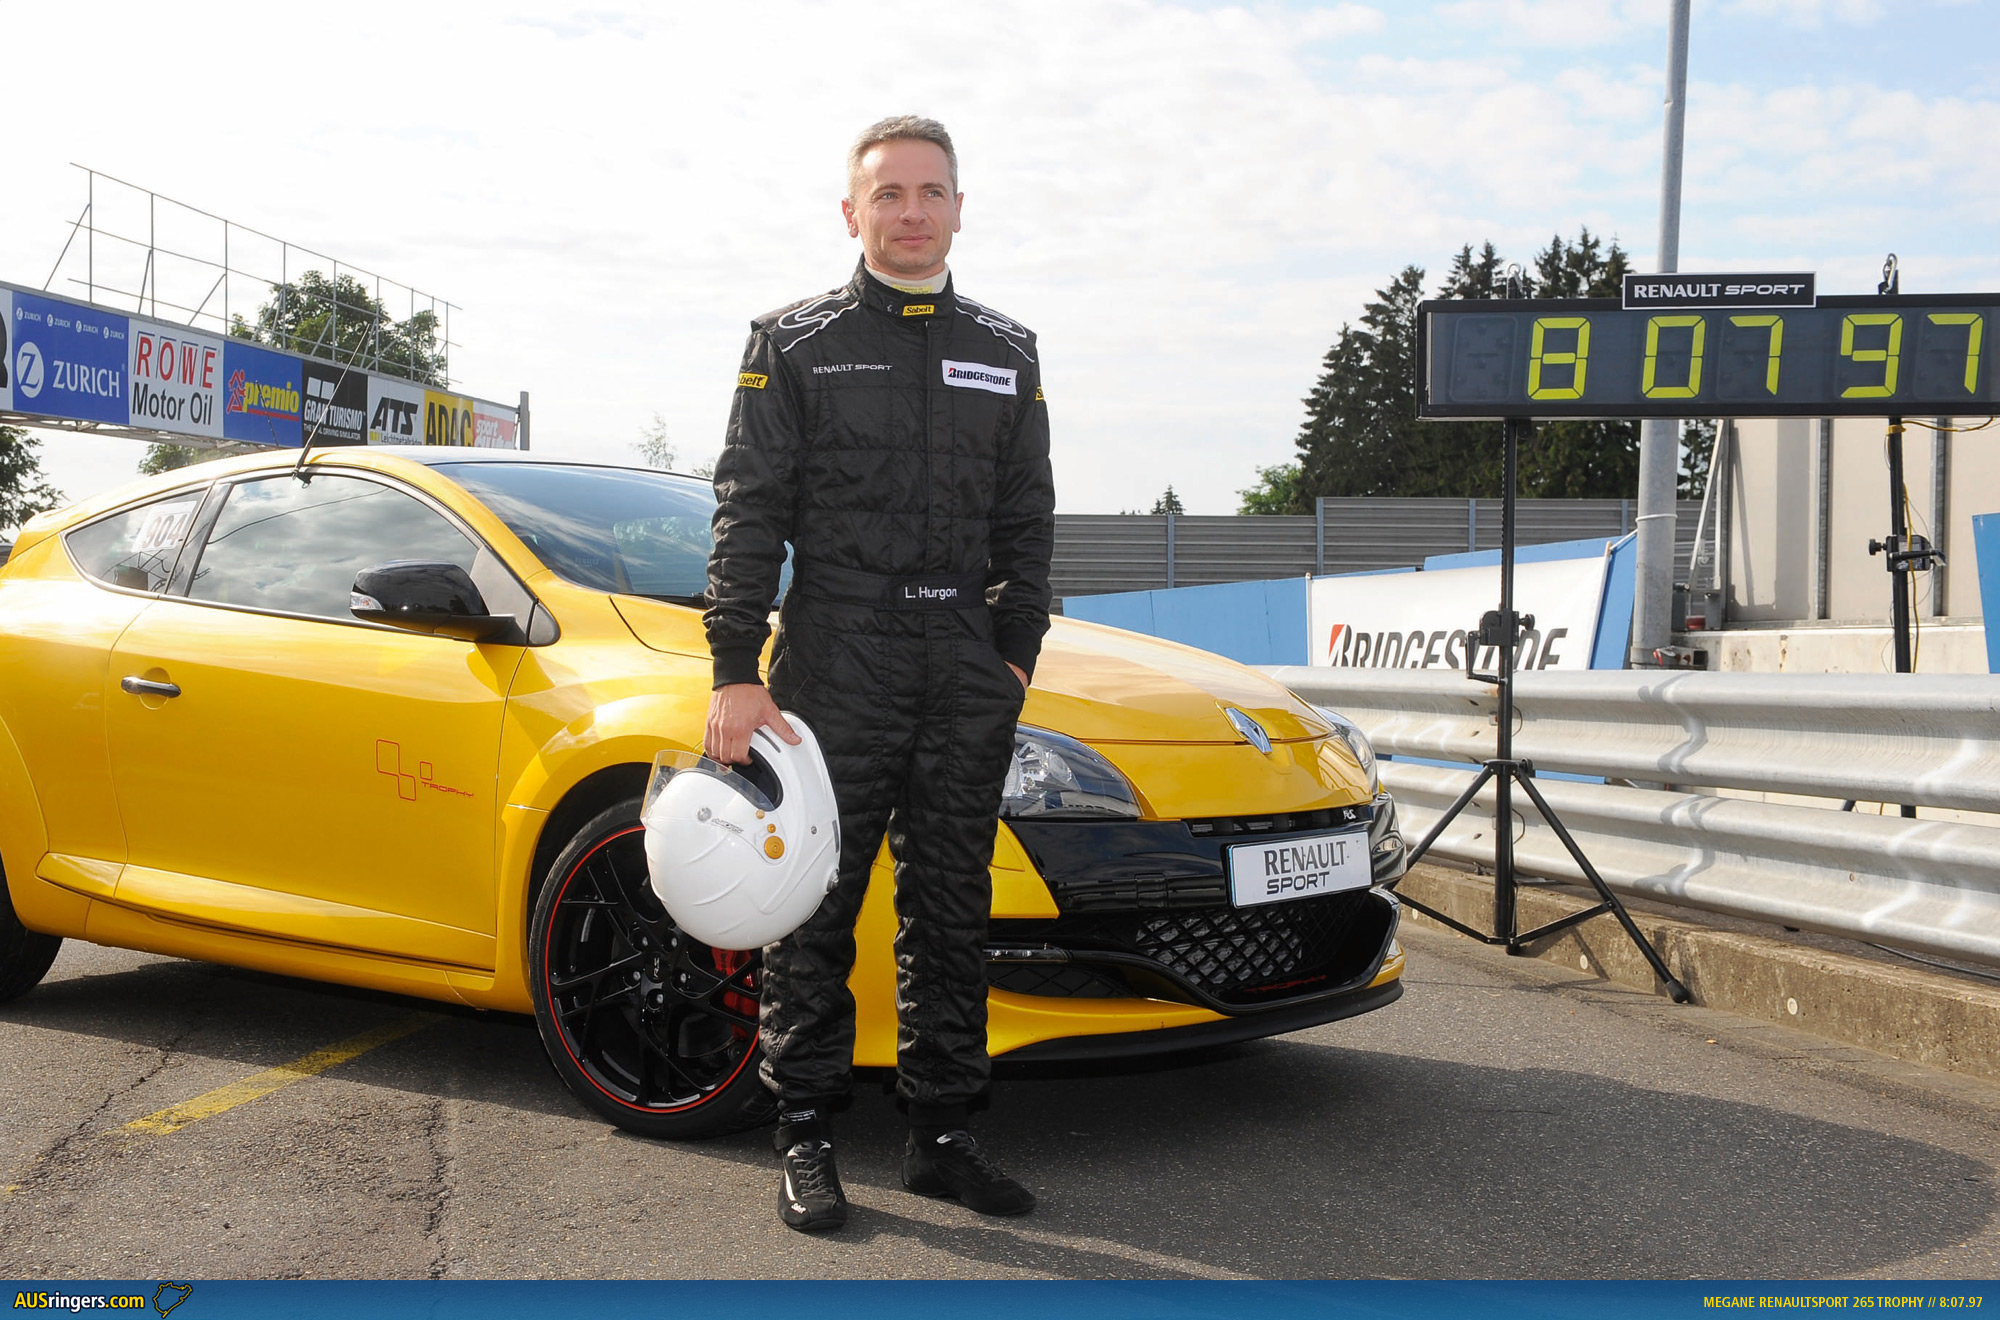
[0,425,66,531]
[137,441,255,476]
[1242,229,1640,509]
[1150,485,1185,515]
[634,413,676,469]
[231,270,445,385]
[1237,461,1302,514]
[1678,418,1716,500]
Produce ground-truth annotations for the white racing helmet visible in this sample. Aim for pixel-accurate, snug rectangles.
[642,714,841,951]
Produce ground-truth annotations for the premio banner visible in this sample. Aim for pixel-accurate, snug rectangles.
[1308,553,1613,672]
[0,279,521,449]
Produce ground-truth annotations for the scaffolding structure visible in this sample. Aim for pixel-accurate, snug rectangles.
[42,165,461,390]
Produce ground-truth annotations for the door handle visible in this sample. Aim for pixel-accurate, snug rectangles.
[120,676,182,699]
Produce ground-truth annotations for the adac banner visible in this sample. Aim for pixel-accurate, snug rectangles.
[424,389,475,446]
[302,361,367,445]
[223,340,303,447]
[1308,552,1612,673]
[129,324,225,439]
[9,290,129,424]
[367,376,425,445]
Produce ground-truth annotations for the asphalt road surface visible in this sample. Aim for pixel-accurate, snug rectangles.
[3,925,1996,1280]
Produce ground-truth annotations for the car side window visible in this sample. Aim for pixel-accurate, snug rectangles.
[187,473,479,620]
[64,490,206,594]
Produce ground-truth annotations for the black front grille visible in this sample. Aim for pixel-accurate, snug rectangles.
[987,963,1128,998]
[998,814,1398,1010]
[1185,805,1371,838]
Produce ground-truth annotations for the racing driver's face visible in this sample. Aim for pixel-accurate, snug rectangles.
[842,139,962,280]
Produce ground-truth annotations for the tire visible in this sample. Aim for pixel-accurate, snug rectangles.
[528,797,776,1139]
[0,863,62,1005]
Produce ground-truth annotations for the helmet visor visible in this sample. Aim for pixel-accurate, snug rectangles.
[645,748,782,817]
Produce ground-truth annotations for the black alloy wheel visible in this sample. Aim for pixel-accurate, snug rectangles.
[529,798,775,1139]
[0,861,62,1005]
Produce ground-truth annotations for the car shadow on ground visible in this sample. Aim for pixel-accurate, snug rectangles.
[11,948,1993,1278]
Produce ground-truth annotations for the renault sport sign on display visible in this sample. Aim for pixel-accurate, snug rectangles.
[0,279,521,450]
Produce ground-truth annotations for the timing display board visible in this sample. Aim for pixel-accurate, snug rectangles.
[1417,294,1996,419]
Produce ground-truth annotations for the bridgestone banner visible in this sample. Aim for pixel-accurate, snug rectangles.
[0,279,518,449]
[1308,554,1613,672]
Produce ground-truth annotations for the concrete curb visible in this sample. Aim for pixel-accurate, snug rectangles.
[1395,862,2000,1083]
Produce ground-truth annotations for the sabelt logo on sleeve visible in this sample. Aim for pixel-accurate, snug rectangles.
[1035,385,1045,401]
[940,360,1017,395]
[738,372,768,389]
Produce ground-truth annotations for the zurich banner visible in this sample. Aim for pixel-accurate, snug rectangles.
[9,290,130,425]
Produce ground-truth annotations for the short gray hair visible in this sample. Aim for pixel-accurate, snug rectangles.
[846,115,958,199]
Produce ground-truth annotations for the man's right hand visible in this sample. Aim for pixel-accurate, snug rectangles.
[705,683,801,765]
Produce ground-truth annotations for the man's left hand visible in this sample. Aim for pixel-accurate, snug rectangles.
[1007,662,1028,691]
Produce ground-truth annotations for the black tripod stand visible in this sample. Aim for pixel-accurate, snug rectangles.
[1397,416,1691,1003]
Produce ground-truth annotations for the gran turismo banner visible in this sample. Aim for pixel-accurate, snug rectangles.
[0,279,519,449]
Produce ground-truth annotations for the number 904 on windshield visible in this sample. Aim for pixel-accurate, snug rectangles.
[1416,296,1997,420]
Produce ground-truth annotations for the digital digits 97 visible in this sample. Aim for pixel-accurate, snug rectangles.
[1418,296,1995,419]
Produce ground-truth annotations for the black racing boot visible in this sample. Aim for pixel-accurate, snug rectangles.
[902,1128,1036,1216]
[774,1111,848,1232]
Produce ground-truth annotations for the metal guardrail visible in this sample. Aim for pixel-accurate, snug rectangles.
[1264,667,2000,968]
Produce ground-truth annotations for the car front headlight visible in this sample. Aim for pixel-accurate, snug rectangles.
[1000,725,1141,819]
[1314,705,1379,794]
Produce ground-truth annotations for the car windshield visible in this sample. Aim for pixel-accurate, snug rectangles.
[434,462,721,605]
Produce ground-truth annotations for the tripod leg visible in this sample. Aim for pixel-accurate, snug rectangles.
[1402,763,1497,868]
[1513,772,1693,1004]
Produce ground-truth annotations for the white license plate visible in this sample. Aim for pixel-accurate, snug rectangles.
[1227,828,1373,908]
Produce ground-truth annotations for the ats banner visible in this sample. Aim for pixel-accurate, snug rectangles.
[1308,554,1611,672]
[11,291,130,424]
[302,362,368,445]
[367,377,425,444]
[473,400,518,449]
[223,341,303,447]
[128,325,224,439]
[424,389,475,446]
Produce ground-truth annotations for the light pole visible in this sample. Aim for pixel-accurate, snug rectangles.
[1630,0,1692,666]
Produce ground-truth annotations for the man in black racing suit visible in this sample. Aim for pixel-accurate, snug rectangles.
[703,116,1055,1233]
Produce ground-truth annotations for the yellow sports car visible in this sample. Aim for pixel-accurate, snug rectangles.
[0,448,1405,1137]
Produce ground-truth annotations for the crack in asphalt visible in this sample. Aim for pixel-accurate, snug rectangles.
[2,967,218,1201]
[421,1090,456,1278]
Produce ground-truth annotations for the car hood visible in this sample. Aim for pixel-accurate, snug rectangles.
[1027,617,1330,745]
[610,599,1330,747]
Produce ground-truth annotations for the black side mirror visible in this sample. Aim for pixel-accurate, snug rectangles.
[351,560,519,643]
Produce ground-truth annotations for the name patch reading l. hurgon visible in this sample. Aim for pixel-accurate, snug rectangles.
[940,360,1017,395]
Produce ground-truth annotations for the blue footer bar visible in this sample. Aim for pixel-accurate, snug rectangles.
[4,1281,1992,1320]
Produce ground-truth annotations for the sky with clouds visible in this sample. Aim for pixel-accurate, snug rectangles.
[3,0,1994,521]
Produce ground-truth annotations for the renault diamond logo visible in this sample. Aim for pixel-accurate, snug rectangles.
[1225,708,1272,755]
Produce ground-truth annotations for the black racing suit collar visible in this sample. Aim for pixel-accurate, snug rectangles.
[848,258,952,320]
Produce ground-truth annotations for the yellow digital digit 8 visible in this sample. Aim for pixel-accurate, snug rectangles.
[1730,314,1784,394]
[1641,314,1705,398]
[1527,317,1590,400]
[1840,312,1903,398]
[1927,312,1983,394]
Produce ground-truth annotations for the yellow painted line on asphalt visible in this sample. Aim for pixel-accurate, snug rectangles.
[123,1014,436,1136]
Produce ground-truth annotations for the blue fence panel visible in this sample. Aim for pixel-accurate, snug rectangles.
[1063,577,1309,665]
[1975,512,2000,673]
